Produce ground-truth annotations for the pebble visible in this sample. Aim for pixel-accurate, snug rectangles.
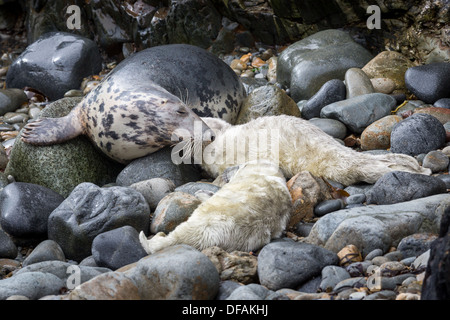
[0,182,64,243]
[0,89,28,116]
[314,199,345,217]
[47,182,150,261]
[257,240,338,291]
[422,150,450,173]
[308,118,347,140]
[6,32,102,101]
[115,147,202,188]
[360,115,402,150]
[22,240,65,267]
[345,68,375,99]
[301,79,346,119]
[150,191,201,234]
[434,98,450,109]
[0,272,65,300]
[319,265,350,292]
[346,193,366,205]
[390,113,446,156]
[320,93,396,134]
[405,62,450,104]
[129,178,176,211]
[370,77,396,94]
[365,171,447,205]
[277,29,373,101]
[0,230,17,259]
[91,226,148,270]
[364,248,384,261]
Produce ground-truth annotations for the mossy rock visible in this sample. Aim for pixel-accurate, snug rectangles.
[5,97,123,197]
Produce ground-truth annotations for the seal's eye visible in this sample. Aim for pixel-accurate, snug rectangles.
[177,109,187,115]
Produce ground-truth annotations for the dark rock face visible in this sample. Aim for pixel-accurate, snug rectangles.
[6,32,102,100]
[422,206,450,300]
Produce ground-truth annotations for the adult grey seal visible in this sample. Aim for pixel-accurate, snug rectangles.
[21,44,244,163]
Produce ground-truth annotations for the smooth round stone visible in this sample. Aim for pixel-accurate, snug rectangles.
[150,191,201,234]
[301,79,346,119]
[319,265,351,292]
[0,229,17,259]
[390,113,446,156]
[346,193,366,205]
[365,171,447,205]
[360,115,402,150]
[349,291,366,300]
[405,62,450,104]
[22,240,65,267]
[314,199,345,217]
[0,182,64,242]
[91,225,148,270]
[434,98,450,109]
[345,68,375,99]
[6,32,102,101]
[320,93,396,134]
[294,222,315,238]
[0,89,28,116]
[371,78,396,94]
[397,233,438,258]
[129,178,176,211]
[436,174,450,189]
[308,118,347,140]
[364,248,384,261]
[422,150,450,173]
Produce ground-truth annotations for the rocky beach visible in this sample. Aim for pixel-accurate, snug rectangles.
[0,0,449,302]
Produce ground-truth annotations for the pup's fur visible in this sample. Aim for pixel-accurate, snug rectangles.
[200,115,431,186]
[139,161,292,253]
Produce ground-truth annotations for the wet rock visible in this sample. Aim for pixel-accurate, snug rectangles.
[390,113,446,156]
[320,93,396,134]
[150,192,201,234]
[366,171,447,205]
[129,178,176,211]
[306,194,450,256]
[92,226,148,270]
[258,240,338,290]
[235,84,301,124]
[277,29,373,101]
[48,182,150,261]
[360,115,402,150]
[398,233,438,258]
[0,89,28,116]
[405,62,450,104]
[308,118,347,140]
[370,78,396,94]
[301,79,346,120]
[314,199,345,217]
[0,230,17,259]
[6,32,102,101]
[434,98,450,109]
[22,240,65,267]
[319,265,351,292]
[0,272,65,300]
[116,147,202,188]
[125,245,220,300]
[345,68,375,99]
[362,51,416,94]
[422,150,449,173]
[0,182,64,244]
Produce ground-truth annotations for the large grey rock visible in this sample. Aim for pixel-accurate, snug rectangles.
[22,240,65,267]
[390,113,446,156]
[6,32,102,101]
[277,29,373,101]
[306,194,450,256]
[257,240,338,290]
[124,245,220,300]
[116,147,202,188]
[5,97,123,197]
[0,272,64,300]
[320,93,396,133]
[48,183,150,261]
[366,171,447,205]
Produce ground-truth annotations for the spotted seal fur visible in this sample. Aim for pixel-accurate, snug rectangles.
[198,115,432,186]
[20,44,248,163]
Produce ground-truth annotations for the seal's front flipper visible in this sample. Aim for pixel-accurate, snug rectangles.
[21,115,83,146]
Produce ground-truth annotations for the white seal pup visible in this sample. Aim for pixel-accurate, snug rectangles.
[139,161,292,254]
[198,115,431,186]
